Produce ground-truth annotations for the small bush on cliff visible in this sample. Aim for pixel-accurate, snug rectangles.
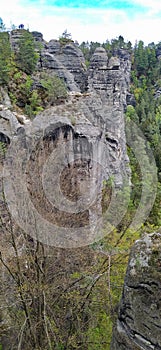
[25,90,43,117]
[40,72,67,104]
[59,29,73,45]
[8,70,33,107]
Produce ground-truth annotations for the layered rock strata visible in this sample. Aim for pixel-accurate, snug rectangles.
[111,233,161,350]
[0,31,131,246]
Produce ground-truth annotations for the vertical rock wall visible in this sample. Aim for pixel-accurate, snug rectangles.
[0,32,132,244]
[111,233,161,350]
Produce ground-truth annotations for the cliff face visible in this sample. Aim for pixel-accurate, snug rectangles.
[1,30,161,349]
[0,31,131,247]
[1,30,131,183]
[110,233,161,350]
[38,38,131,187]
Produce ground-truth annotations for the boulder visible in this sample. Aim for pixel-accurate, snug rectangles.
[31,31,43,42]
[89,46,108,69]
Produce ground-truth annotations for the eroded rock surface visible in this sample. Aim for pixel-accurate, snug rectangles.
[111,233,161,350]
[40,43,87,92]
[0,32,131,246]
[0,33,131,187]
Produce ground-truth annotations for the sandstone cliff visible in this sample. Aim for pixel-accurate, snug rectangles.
[2,29,161,350]
[110,232,161,350]
[0,31,132,250]
[1,30,131,186]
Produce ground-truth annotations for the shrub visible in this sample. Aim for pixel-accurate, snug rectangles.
[40,72,67,104]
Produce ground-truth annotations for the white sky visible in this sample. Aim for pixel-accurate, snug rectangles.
[1,0,161,45]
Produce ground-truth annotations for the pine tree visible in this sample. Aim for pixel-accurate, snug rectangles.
[16,30,38,74]
[0,32,11,85]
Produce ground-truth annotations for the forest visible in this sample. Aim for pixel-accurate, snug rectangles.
[0,19,161,349]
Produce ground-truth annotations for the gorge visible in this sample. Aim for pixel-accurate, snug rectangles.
[0,29,161,350]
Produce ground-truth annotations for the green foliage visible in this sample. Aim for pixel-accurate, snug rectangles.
[127,39,161,233]
[55,344,64,350]
[8,68,60,117]
[13,71,22,80]
[133,40,157,81]
[79,41,100,64]
[25,90,43,117]
[148,182,161,226]
[59,29,73,45]
[20,75,33,97]
[110,35,127,50]
[79,36,132,64]
[0,32,12,85]
[0,142,6,157]
[15,30,39,74]
[87,314,112,349]
[1,28,161,349]
[126,105,139,123]
[8,71,33,109]
[86,226,141,349]
[8,91,17,105]
[40,72,67,104]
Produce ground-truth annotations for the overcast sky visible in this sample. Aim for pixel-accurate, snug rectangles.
[1,0,161,45]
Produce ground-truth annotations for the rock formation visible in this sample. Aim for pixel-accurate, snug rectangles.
[0,31,131,188]
[110,232,161,350]
[0,33,132,249]
[1,29,161,349]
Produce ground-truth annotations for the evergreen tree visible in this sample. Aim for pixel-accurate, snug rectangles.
[134,40,149,76]
[0,32,11,85]
[16,30,38,74]
[59,29,73,45]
